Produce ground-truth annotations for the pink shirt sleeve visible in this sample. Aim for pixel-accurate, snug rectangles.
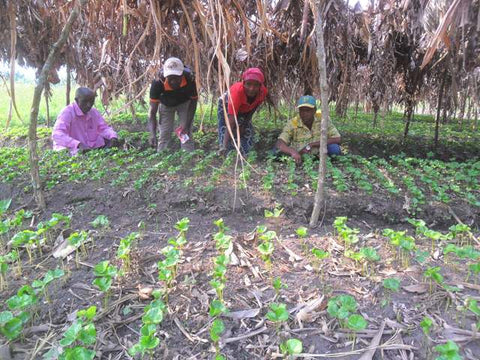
[92,109,117,139]
[52,107,81,155]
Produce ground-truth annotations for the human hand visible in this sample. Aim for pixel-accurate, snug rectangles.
[105,138,119,148]
[299,144,312,155]
[291,150,302,164]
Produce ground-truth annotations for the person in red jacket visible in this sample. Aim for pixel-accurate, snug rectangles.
[218,68,268,155]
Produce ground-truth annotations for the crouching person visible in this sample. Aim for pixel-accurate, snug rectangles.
[52,87,118,155]
[275,95,341,164]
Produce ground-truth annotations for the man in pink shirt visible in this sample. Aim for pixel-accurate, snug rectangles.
[52,87,118,155]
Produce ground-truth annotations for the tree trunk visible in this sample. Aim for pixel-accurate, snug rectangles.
[6,0,17,129]
[372,110,378,128]
[45,91,50,127]
[403,103,413,140]
[310,0,330,228]
[29,0,86,210]
[66,62,71,106]
[434,70,447,150]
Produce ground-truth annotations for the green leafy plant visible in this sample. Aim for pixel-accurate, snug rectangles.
[129,290,166,359]
[266,303,289,333]
[280,338,303,359]
[433,340,462,360]
[210,318,225,359]
[92,261,118,307]
[382,229,416,268]
[91,215,109,229]
[311,248,329,279]
[272,277,287,298]
[265,207,284,218]
[0,198,12,216]
[257,230,276,267]
[57,306,97,360]
[382,278,400,306]
[32,268,64,303]
[333,217,359,254]
[116,232,139,273]
[420,316,433,336]
[424,266,444,292]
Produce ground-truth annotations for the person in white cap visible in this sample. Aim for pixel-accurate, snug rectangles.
[149,57,198,151]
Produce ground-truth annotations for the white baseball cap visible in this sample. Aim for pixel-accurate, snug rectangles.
[163,57,184,77]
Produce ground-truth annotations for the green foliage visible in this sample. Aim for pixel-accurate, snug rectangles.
[295,226,308,238]
[333,217,359,252]
[327,295,357,320]
[265,207,284,218]
[434,340,462,360]
[346,314,367,331]
[311,248,329,260]
[272,277,287,295]
[383,278,401,292]
[210,318,225,342]
[0,199,12,216]
[280,338,303,357]
[57,306,97,360]
[92,261,118,293]
[116,232,139,272]
[129,292,165,358]
[91,215,109,229]
[420,316,433,335]
[424,266,444,285]
[266,303,289,323]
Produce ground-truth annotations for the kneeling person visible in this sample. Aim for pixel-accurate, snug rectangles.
[275,95,341,164]
[52,87,118,155]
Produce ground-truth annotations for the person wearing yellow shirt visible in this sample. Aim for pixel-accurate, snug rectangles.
[275,95,341,164]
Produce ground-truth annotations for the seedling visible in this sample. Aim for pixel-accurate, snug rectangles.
[359,246,380,275]
[257,230,276,267]
[383,229,416,268]
[91,215,109,229]
[296,226,308,252]
[210,318,225,359]
[420,316,433,336]
[57,306,97,360]
[265,207,284,218]
[468,262,480,283]
[311,248,329,279]
[272,277,287,298]
[92,261,118,307]
[346,314,367,349]
[32,268,64,303]
[157,245,180,300]
[129,290,165,359]
[424,266,444,292]
[280,338,303,359]
[266,303,289,333]
[210,254,229,302]
[333,217,359,254]
[0,251,18,290]
[433,340,462,360]
[116,232,139,273]
[0,198,12,216]
[67,231,89,266]
[382,278,400,306]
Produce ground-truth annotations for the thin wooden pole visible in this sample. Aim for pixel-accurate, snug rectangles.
[310,0,330,228]
[29,0,87,210]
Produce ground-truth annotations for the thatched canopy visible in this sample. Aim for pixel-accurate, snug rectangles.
[0,0,479,122]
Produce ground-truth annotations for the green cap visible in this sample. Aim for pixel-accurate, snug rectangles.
[297,95,317,109]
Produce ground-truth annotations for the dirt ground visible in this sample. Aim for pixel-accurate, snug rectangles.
[0,129,479,359]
